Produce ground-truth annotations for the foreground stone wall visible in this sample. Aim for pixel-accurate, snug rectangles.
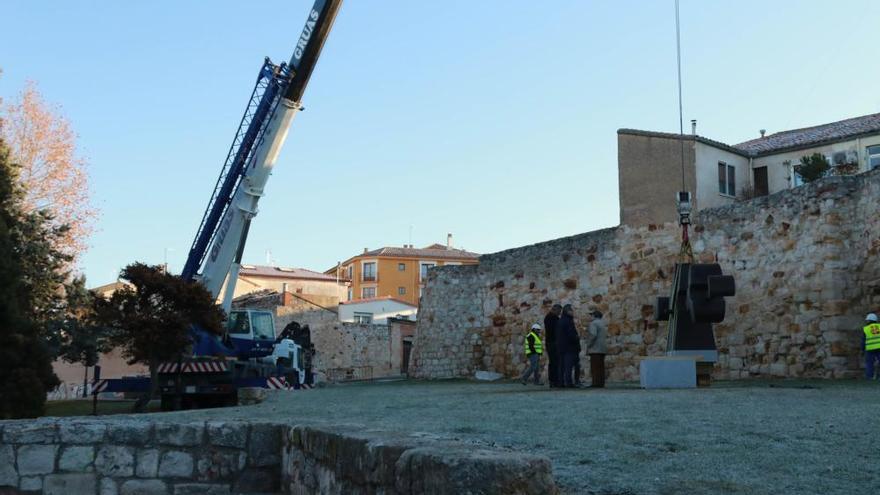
[282,425,557,495]
[412,171,880,380]
[0,418,283,494]
[1,418,559,495]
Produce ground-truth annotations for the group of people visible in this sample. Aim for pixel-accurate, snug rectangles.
[520,303,607,388]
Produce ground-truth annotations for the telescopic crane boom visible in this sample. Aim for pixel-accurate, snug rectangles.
[181,0,342,312]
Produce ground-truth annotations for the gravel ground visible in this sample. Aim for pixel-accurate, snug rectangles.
[152,379,878,495]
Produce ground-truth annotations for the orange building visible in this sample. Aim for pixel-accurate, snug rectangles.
[327,235,479,306]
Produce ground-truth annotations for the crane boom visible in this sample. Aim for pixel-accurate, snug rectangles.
[181,0,342,309]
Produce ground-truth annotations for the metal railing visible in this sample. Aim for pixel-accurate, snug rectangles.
[323,366,374,382]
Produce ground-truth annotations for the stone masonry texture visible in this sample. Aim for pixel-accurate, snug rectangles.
[411,171,880,380]
[0,417,558,494]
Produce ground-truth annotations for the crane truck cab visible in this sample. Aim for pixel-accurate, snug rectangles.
[226,308,305,385]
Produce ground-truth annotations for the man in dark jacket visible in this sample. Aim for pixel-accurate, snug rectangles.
[556,304,581,388]
[544,304,562,387]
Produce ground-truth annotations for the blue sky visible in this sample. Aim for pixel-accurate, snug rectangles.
[2,1,879,286]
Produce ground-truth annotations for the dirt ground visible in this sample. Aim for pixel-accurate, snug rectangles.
[145,379,878,494]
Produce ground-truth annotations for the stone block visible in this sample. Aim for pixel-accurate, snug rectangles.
[100,477,118,495]
[44,473,97,495]
[120,479,168,495]
[19,476,42,492]
[95,445,135,477]
[247,424,282,467]
[107,422,153,445]
[17,444,58,475]
[770,363,788,377]
[173,483,231,495]
[158,451,194,478]
[237,388,267,406]
[232,467,279,493]
[155,423,204,447]
[206,422,248,449]
[0,445,16,487]
[59,421,107,444]
[639,358,696,389]
[395,446,558,495]
[196,449,246,481]
[59,445,95,472]
[136,449,160,478]
[4,421,56,444]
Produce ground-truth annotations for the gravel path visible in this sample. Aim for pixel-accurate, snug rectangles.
[154,379,879,494]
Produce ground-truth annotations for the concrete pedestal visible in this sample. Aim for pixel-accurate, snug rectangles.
[639,357,697,389]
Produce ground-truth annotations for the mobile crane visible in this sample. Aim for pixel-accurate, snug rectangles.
[94,0,343,410]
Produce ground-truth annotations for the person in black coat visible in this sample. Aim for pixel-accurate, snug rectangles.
[556,304,581,388]
[544,304,562,388]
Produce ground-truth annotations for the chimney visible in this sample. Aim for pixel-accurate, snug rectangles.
[691,119,697,135]
[447,233,453,250]
[760,129,766,138]
[281,283,292,306]
[363,247,368,254]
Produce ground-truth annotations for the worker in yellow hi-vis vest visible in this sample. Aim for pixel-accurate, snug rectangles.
[520,323,544,386]
[864,313,880,380]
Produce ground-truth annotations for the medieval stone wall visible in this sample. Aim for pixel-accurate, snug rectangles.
[411,171,880,380]
[233,292,408,380]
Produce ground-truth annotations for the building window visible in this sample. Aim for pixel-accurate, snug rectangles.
[354,312,373,324]
[362,262,376,282]
[718,162,736,196]
[868,145,880,170]
[362,286,376,299]
[346,265,353,280]
[347,288,352,301]
[420,262,436,281]
[398,286,406,296]
[398,262,406,271]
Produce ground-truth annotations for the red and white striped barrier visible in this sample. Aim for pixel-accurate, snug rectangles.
[157,361,228,373]
[266,377,290,390]
[265,377,315,391]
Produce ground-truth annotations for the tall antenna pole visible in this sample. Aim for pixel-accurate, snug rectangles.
[675,0,686,192]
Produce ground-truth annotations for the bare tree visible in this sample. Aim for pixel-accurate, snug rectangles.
[1,81,98,264]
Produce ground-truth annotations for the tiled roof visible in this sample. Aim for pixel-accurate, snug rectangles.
[361,245,480,260]
[734,113,880,156]
[340,296,417,308]
[332,244,480,271]
[239,265,338,282]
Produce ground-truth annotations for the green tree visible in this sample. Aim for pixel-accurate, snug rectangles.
[94,263,225,411]
[794,153,830,183]
[0,138,59,418]
[56,276,111,397]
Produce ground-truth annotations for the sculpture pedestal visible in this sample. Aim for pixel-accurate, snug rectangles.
[639,357,698,389]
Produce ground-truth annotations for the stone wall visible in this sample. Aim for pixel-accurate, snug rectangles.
[0,418,283,494]
[233,291,409,380]
[412,171,880,380]
[0,419,560,495]
[282,425,557,495]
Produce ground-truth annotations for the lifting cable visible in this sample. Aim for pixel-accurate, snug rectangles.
[675,0,694,263]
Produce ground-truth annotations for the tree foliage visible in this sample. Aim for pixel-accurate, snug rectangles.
[1,81,98,264]
[795,153,831,183]
[94,263,225,408]
[0,137,60,418]
[56,276,110,369]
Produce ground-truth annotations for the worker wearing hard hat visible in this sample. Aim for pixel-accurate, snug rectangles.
[520,323,544,385]
[863,313,880,380]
